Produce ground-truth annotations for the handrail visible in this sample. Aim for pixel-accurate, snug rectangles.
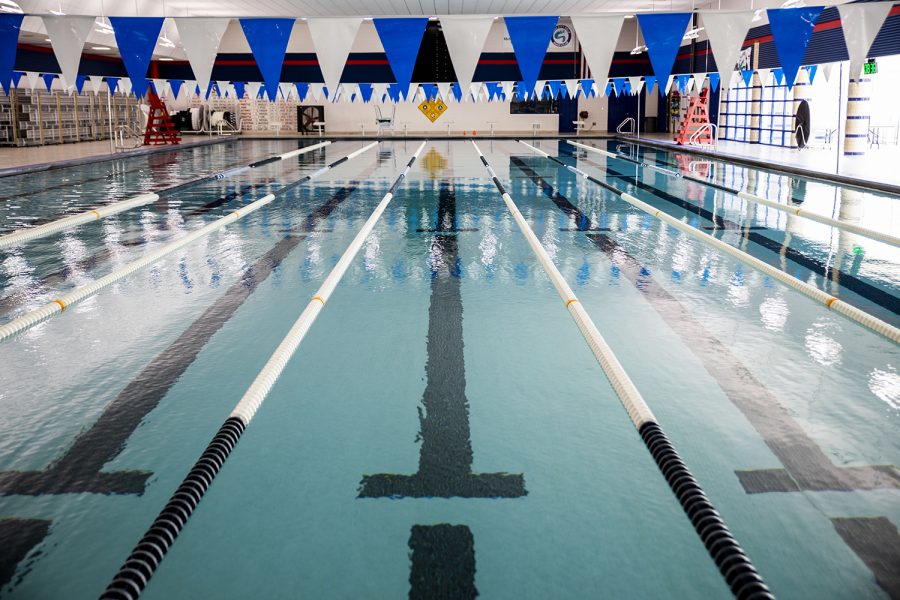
[616,117,635,135]
[522,140,900,344]
[0,141,332,250]
[565,139,900,248]
[689,123,717,148]
[99,140,428,600]
[0,142,377,344]
[474,139,773,600]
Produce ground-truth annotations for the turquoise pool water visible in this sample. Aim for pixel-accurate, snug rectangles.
[0,138,897,599]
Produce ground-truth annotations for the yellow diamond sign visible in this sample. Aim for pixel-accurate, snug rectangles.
[418,99,447,123]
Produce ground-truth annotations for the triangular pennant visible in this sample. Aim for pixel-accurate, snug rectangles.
[294,82,308,102]
[439,16,494,95]
[184,80,196,98]
[421,82,438,100]
[153,78,167,97]
[206,81,221,99]
[644,75,657,95]
[629,76,644,95]
[740,70,753,87]
[485,81,499,101]
[105,76,119,95]
[373,18,428,100]
[451,82,462,102]
[11,71,23,89]
[75,74,87,94]
[675,74,691,94]
[534,79,546,98]
[0,14,24,95]
[766,7,824,89]
[637,13,692,95]
[173,18,230,103]
[501,80,515,100]
[372,82,388,102]
[756,68,771,86]
[564,78,578,98]
[571,15,625,84]
[580,79,594,98]
[307,18,362,102]
[42,73,55,92]
[386,82,401,102]
[612,77,627,97]
[821,63,834,83]
[42,16,95,94]
[25,71,40,91]
[690,73,704,94]
[547,80,561,99]
[240,18,295,102]
[278,81,292,101]
[217,80,229,97]
[805,65,817,85]
[247,81,262,100]
[357,82,373,103]
[699,10,755,92]
[503,16,558,98]
[665,75,675,95]
[170,79,184,98]
[837,3,892,79]
[469,82,482,102]
[437,81,452,102]
[109,17,164,98]
[772,68,784,86]
[706,73,719,92]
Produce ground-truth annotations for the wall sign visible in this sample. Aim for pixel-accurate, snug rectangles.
[864,58,877,75]
[551,24,572,47]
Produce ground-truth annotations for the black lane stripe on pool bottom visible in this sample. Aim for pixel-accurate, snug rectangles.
[569,154,900,317]
[409,524,478,600]
[358,182,526,499]
[832,517,900,599]
[511,154,900,494]
[0,184,362,496]
[496,153,772,600]
[0,519,51,589]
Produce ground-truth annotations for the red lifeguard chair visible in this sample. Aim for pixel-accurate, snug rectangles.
[675,88,712,146]
[143,89,180,146]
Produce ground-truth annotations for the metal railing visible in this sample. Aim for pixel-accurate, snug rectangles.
[616,117,636,135]
[689,123,717,148]
[113,124,143,151]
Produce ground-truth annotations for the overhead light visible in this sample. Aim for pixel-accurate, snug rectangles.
[751,9,764,22]
[48,9,64,14]
[159,57,174,61]
[0,0,22,7]
[92,45,111,50]
[624,14,634,19]
[158,35,176,48]
[630,45,646,55]
[683,26,704,40]
[95,18,115,34]
[0,5,23,13]
[781,0,805,7]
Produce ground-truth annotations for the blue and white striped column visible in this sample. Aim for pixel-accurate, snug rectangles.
[749,73,762,144]
[844,76,871,156]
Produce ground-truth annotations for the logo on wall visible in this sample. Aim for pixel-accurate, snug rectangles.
[551,24,572,48]
[737,46,753,71]
[418,99,447,122]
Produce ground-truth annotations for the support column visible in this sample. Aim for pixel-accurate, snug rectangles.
[843,75,871,156]
[749,73,762,144]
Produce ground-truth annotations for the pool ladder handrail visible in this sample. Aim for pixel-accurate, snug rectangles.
[689,123,717,148]
[113,124,143,151]
[616,117,636,136]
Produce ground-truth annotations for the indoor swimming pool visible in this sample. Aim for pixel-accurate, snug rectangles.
[0,138,898,599]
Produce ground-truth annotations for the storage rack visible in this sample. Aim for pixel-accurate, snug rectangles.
[0,89,141,147]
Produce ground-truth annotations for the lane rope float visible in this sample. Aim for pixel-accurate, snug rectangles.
[519,140,900,345]
[473,140,774,600]
[566,139,900,248]
[0,142,376,345]
[0,141,332,250]
[99,140,428,600]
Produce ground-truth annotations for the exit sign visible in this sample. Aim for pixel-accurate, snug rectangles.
[864,59,877,75]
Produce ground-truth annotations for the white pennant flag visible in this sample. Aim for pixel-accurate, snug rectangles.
[247,81,262,100]
[184,80,197,98]
[89,75,103,95]
[153,79,168,97]
[837,3,892,79]
[440,16,494,96]
[121,77,132,96]
[700,10,755,91]
[756,68,771,87]
[821,62,835,83]
[628,76,644,95]
[437,82,452,102]
[306,18,362,103]
[665,75,675,95]
[468,82,482,103]
[25,72,40,91]
[571,15,625,83]
[310,83,324,103]
[217,80,230,98]
[174,18,231,104]
[278,82,292,101]
[344,83,360,103]
[534,80,546,98]
[373,82,388,103]
[42,16,95,93]
[565,78,578,98]
[501,80,515,100]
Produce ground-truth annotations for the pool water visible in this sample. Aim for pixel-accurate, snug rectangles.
[0,138,898,599]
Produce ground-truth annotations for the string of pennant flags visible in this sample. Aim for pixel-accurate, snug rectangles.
[0,5,894,103]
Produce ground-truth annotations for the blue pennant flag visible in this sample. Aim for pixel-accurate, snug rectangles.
[75,75,87,94]
[294,82,308,102]
[485,82,501,101]
[613,77,628,96]
[562,80,575,99]
[675,74,691,94]
[547,80,561,99]
[323,86,329,99]
[109,17,164,98]
[707,73,719,92]
[11,71,23,89]
[170,79,184,99]
[232,81,245,99]
[580,79,594,98]
[240,18,295,102]
[205,81,220,100]
[42,73,55,92]
[515,81,528,101]
[420,83,438,101]
[451,82,462,102]
[772,68,784,86]
[741,69,753,87]
[106,77,119,95]
[503,16,558,100]
[358,83,374,103]
[644,75,657,95]
[373,18,428,100]
[805,65,817,84]
[605,80,615,97]
[257,85,265,99]
[386,83,402,102]
[0,14,23,95]
[637,13,692,95]
[766,7,824,90]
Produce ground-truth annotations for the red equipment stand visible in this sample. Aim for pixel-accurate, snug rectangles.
[143,89,180,146]
[675,89,712,146]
